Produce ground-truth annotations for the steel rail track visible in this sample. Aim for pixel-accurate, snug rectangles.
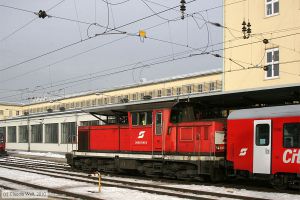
[0,161,271,200]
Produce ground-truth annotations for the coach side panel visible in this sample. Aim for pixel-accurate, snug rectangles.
[227,119,253,173]
[272,117,300,175]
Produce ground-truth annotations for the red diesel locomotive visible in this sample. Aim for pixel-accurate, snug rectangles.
[66,102,300,188]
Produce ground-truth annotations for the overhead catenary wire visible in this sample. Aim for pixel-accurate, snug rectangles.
[0,0,66,42]
[0,0,198,73]
[0,0,243,78]
[0,31,299,101]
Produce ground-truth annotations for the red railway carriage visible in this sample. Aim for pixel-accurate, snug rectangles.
[227,104,300,187]
[0,128,6,155]
[68,102,226,180]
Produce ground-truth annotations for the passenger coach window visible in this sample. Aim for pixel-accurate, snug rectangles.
[255,124,270,146]
[283,123,300,148]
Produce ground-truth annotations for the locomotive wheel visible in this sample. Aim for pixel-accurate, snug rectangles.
[271,174,288,190]
[210,168,225,182]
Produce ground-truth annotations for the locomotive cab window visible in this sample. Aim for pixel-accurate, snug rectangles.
[131,111,152,126]
[255,124,270,146]
[283,123,300,148]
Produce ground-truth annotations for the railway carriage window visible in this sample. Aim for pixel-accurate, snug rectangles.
[7,126,16,143]
[255,124,270,146]
[19,125,28,143]
[45,123,58,143]
[283,123,300,148]
[0,127,6,143]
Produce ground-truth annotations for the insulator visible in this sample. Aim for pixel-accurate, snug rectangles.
[180,5,186,12]
[263,65,269,71]
[247,27,251,34]
[263,39,269,44]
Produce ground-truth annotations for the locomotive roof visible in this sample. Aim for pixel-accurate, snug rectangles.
[228,104,300,120]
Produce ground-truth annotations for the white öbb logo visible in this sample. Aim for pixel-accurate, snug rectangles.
[138,131,146,139]
[239,148,248,156]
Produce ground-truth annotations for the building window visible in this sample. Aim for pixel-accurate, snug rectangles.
[45,123,58,143]
[61,122,76,144]
[186,85,192,94]
[166,89,172,96]
[97,98,103,105]
[266,48,279,79]
[266,0,279,16]
[176,87,181,95]
[132,93,137,101]
[140,93,144,100]
[110,96,115,104]
[31,124,43,143]
[7,126,16,143]
[0,110,3,115]
[104,98,108,104]
[157,90,162,97]
[18,125,28,143]
[198,84,203,93]
[209,82,216,91]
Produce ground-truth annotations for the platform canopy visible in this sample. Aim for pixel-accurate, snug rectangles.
[83,84,300,115]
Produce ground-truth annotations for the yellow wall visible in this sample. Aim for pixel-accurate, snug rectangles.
[0,105,22,120]
[20,71,222,115]
[224,0,300,91]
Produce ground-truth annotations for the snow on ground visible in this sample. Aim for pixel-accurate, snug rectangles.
[0,167,189,200]
[13,151,65,159]
[0,167,299,200]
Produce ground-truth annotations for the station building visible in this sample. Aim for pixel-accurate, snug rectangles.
[0,70,222,152]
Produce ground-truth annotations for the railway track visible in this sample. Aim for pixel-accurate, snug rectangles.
[0,156,282,200]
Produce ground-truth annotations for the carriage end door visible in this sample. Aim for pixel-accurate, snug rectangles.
[253,120,272,174]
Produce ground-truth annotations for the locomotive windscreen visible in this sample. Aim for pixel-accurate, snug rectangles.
[170,102,225,123]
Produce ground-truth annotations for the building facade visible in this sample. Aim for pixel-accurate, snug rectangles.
[224,0,300,91]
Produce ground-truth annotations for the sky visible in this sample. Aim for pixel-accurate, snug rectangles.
[0,0,225,103]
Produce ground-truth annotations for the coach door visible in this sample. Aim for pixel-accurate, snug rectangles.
[253,120,272,174]
[153,111,163,151]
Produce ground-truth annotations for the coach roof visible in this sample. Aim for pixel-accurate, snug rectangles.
[228,104,300,120]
